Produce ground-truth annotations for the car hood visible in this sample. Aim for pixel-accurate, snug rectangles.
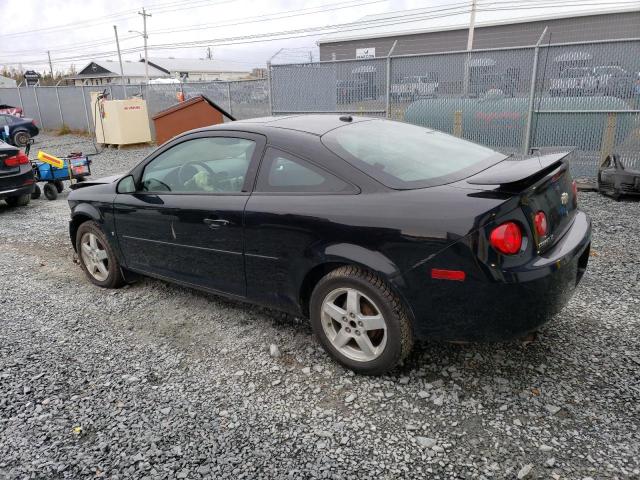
[69,173,123,190]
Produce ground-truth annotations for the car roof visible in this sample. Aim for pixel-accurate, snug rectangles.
[217,114,374,136]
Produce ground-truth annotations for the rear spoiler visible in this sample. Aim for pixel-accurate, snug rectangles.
[467,152,570,187]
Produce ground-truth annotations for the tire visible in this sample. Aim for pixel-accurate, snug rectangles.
[309,265,414,375]
[54,180,64,193]
[75,175,86,182]
[31,184,41,199]
[12,130,30,147]
[5,193,30,207]
[43,183,58,200]
[75,221,125,289]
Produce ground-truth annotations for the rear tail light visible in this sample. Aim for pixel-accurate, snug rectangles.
[534,211,548,237]
[3,153,30,167]
[489,221,523,255]
[572,180,578,204]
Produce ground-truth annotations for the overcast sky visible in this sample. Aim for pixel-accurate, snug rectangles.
[0,0,633,74]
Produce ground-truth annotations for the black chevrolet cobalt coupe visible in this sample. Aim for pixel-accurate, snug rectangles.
[68,115,591,374]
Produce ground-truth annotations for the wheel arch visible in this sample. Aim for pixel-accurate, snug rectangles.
[298,243,414,322]
[69,204,102,251]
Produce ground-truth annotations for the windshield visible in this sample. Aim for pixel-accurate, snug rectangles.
[322,119,505,189]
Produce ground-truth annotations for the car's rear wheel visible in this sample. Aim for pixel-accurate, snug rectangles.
[310,266,413,375]
[12,130,30,147]
[5,194,30,207]
[76,221,125,288]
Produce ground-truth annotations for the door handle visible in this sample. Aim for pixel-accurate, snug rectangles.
[203,218,231,228]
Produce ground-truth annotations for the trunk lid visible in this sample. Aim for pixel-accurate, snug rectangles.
[466,152,578,252]
[0,142,20,177]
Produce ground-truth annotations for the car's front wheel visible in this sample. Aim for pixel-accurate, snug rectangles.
[76,221,125,288]
[310,266,414,375]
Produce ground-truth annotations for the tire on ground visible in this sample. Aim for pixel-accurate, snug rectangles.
[75,220,125,289]
[43,183,58,200]
[12,130,30,147]
[5,193,31,207]
[309,265,414,375]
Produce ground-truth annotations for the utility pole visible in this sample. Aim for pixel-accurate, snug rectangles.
[206,47,213,60]
[466,0,477,51]
[47,51,54,80]
[462,0,477,96]
[138,7,151,84]
[114,25,125,89]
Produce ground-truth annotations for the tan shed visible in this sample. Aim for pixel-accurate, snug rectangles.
[152,95,235,146]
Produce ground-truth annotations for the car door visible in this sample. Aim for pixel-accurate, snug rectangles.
[243,146,358,311]
[113,131,265,297]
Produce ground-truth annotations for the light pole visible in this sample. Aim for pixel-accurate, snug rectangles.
[114,26,125,89]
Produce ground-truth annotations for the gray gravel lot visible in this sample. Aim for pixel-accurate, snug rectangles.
[1,133,639,479]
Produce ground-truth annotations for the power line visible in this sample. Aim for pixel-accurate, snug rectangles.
[1,0,636,67]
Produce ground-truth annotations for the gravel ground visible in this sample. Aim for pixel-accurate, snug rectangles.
[1,133,639,479]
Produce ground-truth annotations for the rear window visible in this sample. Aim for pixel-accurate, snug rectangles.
[322,119,505,189]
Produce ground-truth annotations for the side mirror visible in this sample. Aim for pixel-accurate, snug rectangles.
[117,175,136,194]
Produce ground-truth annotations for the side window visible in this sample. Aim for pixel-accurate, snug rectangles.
[140,136,256,193]
[255,148,355,194]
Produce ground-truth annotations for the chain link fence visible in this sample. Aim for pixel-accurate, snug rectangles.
[271,37,640,180]
[0,79,269,136]
[1,37,638,180]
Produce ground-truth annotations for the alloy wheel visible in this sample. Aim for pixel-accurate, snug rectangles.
[321,287,387,362]
[80,232,109,282]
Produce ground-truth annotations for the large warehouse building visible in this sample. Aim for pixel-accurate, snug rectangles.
[318,6,640,60]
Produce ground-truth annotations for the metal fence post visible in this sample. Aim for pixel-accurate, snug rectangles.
[33,83,44,129]
[523,27,548,155]
[55,85,64,127]
[16,83,24,112]
[227,81,232,115]
[385,41,398,119]
[600,112,617,163]
[267,61,273,115]
[81,84,92,133]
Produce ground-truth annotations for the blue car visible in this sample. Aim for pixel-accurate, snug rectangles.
[0,113,39,147]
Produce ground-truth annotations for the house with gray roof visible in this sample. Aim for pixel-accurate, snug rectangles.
[69,60,169,86]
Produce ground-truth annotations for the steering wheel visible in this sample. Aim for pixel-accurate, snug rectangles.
[178,160,215,185]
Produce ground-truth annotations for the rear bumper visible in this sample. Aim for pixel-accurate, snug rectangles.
[0,169,35,199]
[409,211,592,342]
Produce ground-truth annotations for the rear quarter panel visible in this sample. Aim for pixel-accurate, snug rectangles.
[243,185,514,317]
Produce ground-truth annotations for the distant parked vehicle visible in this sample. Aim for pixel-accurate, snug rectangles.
[550,66,634,98]
[593,66,634,97]
[598,154,640,200]
[390,75,438,101]
[336,80,368,104]
[0,114,39,147]
[0,140,34,207]
[0,104,23,117]
[549,67,597,97]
